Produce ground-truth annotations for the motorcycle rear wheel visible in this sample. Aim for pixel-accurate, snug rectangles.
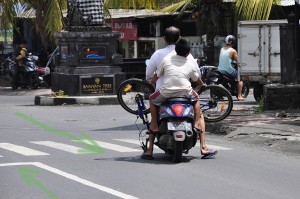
[173,141,183,163]
[198,84,233,122]
[240,81,250,99]
[117,78,155,115]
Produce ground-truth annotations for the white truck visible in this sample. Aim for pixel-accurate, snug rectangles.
[237,20,288,101]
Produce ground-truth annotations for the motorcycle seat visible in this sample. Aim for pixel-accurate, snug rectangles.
[164,97,194,104]
[218,70,236,82]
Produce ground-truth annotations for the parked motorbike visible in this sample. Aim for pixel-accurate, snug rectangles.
[0,56,15,82]
[11,54,41,89]
[199,57,249,99]
[36,66,51,88]
[144,97,199,163]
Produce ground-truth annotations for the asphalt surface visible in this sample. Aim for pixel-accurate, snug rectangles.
[1,86,300,199]
[0,84,299,157]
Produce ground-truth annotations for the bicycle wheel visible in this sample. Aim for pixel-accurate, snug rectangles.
[117,78,155,115]
[198,85,233,122]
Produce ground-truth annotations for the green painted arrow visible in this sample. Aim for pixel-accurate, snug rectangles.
[19,167,59,199]
[15,112,104,154]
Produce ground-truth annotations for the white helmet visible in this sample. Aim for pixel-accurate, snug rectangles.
[225,35,236,45]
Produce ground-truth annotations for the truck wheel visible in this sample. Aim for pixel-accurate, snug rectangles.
[254,85,263,102]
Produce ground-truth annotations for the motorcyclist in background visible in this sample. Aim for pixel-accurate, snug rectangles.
[12,40,28,89]
[218,35,245,101]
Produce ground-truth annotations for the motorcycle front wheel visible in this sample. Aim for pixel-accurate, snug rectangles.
[198,84,233,122]
[117,78,155,115]
[240,81,250,99]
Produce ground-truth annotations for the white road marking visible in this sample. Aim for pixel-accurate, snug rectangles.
[113,139,160,149]
[0,162,139,199]
[114,139,232,151]
[0,155,3,157]
[78,140,141,152]
[31,141,84,154]
[206,144,232,151]
[0,143,49,156]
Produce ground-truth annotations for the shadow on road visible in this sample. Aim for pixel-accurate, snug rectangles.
[94,154,203,165]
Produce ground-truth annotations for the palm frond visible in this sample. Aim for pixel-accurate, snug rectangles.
[44,0,65,34]
[0,0,19,29]
[161,0,193,14]
[235,0,280,20]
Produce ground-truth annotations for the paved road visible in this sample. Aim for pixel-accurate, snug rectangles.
[1,94,300,199]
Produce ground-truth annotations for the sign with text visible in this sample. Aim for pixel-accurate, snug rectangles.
[107,20,137,40]
[80,76,114,95]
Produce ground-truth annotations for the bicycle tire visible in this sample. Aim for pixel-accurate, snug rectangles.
[198,84,233,122]
[117,78,155,115]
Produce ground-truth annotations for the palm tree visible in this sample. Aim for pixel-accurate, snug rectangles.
[0,0,281,53]
[0,0,20,44]
[0,0,67,49]
[162,0,282,64]
[19,0,67,49]
[235,0,280,20]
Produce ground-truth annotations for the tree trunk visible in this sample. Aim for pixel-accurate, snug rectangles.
[206,12,214,65]
[35,3,50,50]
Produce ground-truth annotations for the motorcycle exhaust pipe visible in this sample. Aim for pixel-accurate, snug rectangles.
[186,131,193,138]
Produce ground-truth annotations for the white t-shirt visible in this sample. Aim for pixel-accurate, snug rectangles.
[156,54,199,98]
[146,45,199,91]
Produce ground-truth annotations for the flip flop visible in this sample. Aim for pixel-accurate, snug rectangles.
[201,149,218,159]
[141,153,154,160]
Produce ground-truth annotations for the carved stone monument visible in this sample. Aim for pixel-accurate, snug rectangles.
[52,0,125,95]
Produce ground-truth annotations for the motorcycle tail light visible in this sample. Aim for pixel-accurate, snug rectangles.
[37,68,45,74]
[183,106,192,116]
[165,107,173,116]
[172,104,185,116]
[176,134,183,138]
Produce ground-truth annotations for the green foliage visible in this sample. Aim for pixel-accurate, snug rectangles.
[235,0,280,20]
[105,0,160,10]
[255,98,265,113]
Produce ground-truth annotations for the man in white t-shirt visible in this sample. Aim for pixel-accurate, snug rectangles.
[142,38,217,159]
[146,26,200,90]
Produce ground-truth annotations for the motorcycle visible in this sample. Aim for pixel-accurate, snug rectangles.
[133,92,199,163]
[11,54,41,89]
[153,97,199,162]
[199,57,249,99]
[36,65,51,88]
[0,56,15,82]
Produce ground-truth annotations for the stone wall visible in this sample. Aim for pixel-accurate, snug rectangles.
[264,84,300,110]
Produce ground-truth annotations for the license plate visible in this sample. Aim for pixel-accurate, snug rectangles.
[167,121,192,131]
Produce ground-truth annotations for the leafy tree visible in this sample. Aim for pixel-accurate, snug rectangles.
[0,0,281,54]
[162,0,281,64]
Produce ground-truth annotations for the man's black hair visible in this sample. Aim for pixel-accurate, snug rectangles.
[175,38,190,57]
[164,26,180,44]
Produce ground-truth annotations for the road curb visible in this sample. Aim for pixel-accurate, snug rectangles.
[34,95,119,106]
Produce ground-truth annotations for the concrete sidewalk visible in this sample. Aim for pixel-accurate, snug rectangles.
[206,109,300,156]
[0,86,119,105]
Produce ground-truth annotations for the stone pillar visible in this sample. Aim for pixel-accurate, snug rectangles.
[52,0,125,96]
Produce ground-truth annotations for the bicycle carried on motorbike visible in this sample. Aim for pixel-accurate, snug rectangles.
[117,78,233,162]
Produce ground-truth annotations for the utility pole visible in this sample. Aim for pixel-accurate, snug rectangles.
[296,0,300,83]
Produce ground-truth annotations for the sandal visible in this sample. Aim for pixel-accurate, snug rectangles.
[201,149,218,158]
[141,153,154,160]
